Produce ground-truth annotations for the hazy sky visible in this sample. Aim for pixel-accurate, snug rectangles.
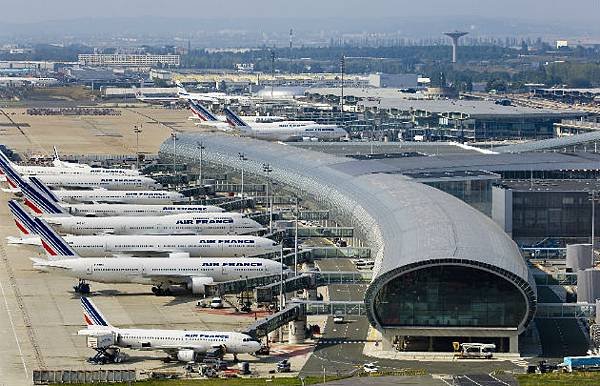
[1,0,599,24]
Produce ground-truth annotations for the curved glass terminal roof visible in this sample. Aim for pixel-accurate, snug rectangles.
[160,133,536,332]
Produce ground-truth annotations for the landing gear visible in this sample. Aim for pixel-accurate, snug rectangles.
[74,280,91,294]
[151,286,172,296]
[233,353,238,362]
[87,347,127,365]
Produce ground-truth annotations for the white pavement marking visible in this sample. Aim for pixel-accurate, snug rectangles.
[489,372,512,386]
[0,275,28,379]
[463,375,484,386]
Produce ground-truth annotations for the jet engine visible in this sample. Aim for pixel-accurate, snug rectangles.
[187,276,214,295]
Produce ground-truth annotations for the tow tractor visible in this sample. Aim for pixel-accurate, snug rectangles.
[73,279,91,294]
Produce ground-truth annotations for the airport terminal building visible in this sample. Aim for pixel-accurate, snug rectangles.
[160,134,537,353]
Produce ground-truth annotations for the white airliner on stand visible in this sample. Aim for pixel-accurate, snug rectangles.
[78,297,261,363]
[30,217,287,295]
[8,200,278,258]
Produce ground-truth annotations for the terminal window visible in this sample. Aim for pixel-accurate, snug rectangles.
[374,265,526,328]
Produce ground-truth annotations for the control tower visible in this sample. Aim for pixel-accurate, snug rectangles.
[444,31,468,63]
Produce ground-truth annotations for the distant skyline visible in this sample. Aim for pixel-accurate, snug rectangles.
[1,0,599,25]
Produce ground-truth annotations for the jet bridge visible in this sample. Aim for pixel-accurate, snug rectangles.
[241,303,306,339]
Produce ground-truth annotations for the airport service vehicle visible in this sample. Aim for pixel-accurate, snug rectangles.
[77,297,261,363]
[457,343,495,359]
[276,359,291,373]
[9,200,278,257]
[0,147,140,178]
[209,298,224,309]
[31,217,289,295]
[363,363,379,373]
[562,355,600,372]
[333,313,345,324]
[19,179,222,217]
[224,108,348,142]
[354,259,375,270]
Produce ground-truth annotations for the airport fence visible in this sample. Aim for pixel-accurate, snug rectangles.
[33,369,136,384]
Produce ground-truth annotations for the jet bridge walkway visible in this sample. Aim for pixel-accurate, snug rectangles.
[240,299,368,339]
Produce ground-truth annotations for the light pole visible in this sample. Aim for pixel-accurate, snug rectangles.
[133,124,142,170]
[171,132,177,184]
[197,141,205,187]
[294,194,299,277]
[262,163,273,233]
[280,244,285,311]
[238,152,247,211]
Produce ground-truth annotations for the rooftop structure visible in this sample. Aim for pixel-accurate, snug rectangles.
[444,31,468,63]
[160,133,536,353]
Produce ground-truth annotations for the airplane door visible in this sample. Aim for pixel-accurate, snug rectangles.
[86,265,93,275]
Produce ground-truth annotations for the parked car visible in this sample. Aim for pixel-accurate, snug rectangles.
[210,298,224,309]
[363,362,379,373]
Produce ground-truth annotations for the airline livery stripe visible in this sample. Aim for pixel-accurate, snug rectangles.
[8,202,37,231]
[224,108,249,127]
[34,219,72,256]
[81,298,108,326]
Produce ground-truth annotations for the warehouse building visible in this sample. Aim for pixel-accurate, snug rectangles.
[160,134,537,353]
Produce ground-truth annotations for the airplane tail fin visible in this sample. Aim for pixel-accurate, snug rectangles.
[224,107,250,129]
[0,151,25,190]
[33,217,79,259]
[189,100,218,122]
[20,178,65,215]
[81,297,113,328]
[8,200,38,236]
[29,176,60,203]
[177,86,189,97]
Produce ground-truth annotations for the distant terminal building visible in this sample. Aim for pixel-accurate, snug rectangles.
[78,54,180,68]
[306,87,585,141]
[531,87,600,104]
[555,118,600,137]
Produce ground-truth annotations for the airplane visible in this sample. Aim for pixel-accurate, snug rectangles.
[134,90,180,106]
[187,100,287,127]
[8,201,278,258]
[0,155,158,192]
[0,147,140,180]
[30,173,160,191]
[77,297,261,363]
[19,178,223,217]
[30,217,287,295]
[224,108,348,142]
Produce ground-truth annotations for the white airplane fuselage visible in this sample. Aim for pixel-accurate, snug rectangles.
[61,203,224,217]
[79,327,261,355]
[34,174,159,190]
[20,234,278,257]
[36,257,284,286]
[53,190,184,204]
[49,213,262,235]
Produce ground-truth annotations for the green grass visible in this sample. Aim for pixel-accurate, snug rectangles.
[65,375,346,386]
[517,372,600,386]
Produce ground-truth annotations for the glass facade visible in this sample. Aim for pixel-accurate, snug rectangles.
[512,191,593,239]
[374,265,526,328]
